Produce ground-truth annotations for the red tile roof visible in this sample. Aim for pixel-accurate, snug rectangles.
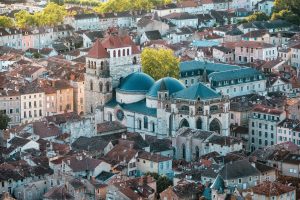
[87,39,110,59]
[252,104,284,115]
[252,181,295,197]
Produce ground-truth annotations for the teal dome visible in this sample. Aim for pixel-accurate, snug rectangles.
[147,77,185,98]
[118,72,155,93]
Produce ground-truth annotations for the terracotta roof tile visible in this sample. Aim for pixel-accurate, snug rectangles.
[87,39,110,59]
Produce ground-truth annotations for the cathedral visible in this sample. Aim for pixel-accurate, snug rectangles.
[85,37,230,138]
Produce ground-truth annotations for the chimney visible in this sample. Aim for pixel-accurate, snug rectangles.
[121,133,127,140]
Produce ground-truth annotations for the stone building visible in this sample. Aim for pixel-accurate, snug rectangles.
[84,40,113,114]
[96,72,230,138]
[0,90,20,127]
[84,34,141,114]
[172,127,243,162]
[249,104,286,151]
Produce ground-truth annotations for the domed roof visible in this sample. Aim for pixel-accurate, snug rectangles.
[147,77,185,98]
[118,72,155,93]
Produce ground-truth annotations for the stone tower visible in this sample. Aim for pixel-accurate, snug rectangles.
[85,39,112,114]
[157,80,170,138]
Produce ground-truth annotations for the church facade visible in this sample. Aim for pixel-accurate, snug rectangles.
[85,37,230,138]
[95,72,230,138]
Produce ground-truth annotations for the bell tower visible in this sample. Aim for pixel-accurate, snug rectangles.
[85,39,112,114]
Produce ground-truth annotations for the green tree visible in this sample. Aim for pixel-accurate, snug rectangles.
[271,9,300,25]
[157,176,172,193]
[14,10,35,28]
[273,0,300,25]
[50,0,64,5]
[144,172,172,194]
[246,12,269,22]
[42,2,67,26]
[0,16,14,28]
[94,0,171,13]
[0,113,10,130]
[141,48,179,80]
[14,3,66,28]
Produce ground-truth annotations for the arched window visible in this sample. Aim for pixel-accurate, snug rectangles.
[209,118,221,134]
[169,114,173,136]
[99,82,103,92]
[210,105,218,113]
[113,50,116,57]
[133,56,137,64]
[106,82,110,92]
[108,112,112,121]
[151,122,155,132]
[144,116,148,129]
[90,106,93,113]
[123,49,126,56]
[182,144,186,160]
[196,118,202,129]
[90,80,93,90]
[137,119,142,129]
[195,146,200,161]
[127,48,130,55]
[179,118,189,128]
[100,61,104,70]
[118,49,121,57]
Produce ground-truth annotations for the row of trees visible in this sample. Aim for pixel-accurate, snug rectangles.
[15,3,67,29]
[0,3,67,29]
[94,0,171,13]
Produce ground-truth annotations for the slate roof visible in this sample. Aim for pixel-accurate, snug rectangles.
[84,30,104,42]
[176,127,214,140]
[96,171,115,182]
[63,156,103,172]
[144,30,162,41]
[172,82,221,100]
[219,159,260,180]
[163,12,198,20]
[180,60,241,77]
[208,67,263,82]
[72,136,110,152]
[106,99,157,117]
[210,174,225,192]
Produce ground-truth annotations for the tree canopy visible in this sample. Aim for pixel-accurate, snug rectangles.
[272,0,300,25]
[245,12,269,22]
[0,113,10,130]
[94,0,171,13]
[144,172,172,194]
[0,16,14,28]
[141,48,180,80]
[14,3,67,29]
